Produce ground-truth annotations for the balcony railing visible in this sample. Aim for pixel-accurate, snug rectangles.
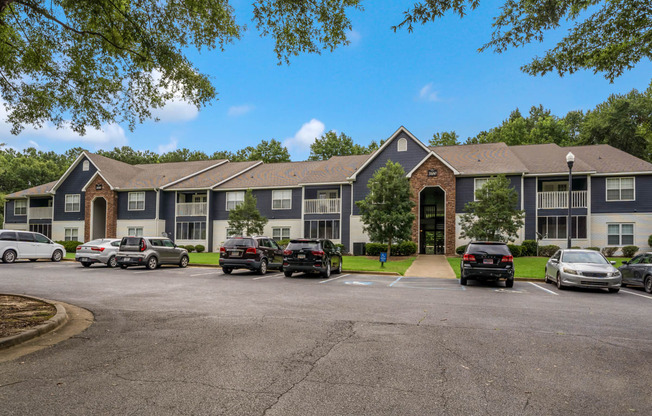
[29,207,53,219]
[304,198,340,214]
[538,191,587,209]
[177,202,208,216]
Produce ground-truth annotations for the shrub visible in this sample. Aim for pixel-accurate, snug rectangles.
[276,239,291,249]
[455,245,467,255]
[194,245,205,253]
[335,243,346,254]
[571,246,581,249]
[184,245,195,253]
[397,241,417,256]
[507,244,522,257]
[539,245,560,257]
[55,240,82,253]
[601,247,618,257]
[649,235,652,248]
[521,240,538,256]
[621,245,639,257]
[365,243,386,256]
[586,247,600,251]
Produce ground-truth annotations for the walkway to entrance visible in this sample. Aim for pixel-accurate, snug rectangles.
[405,255,456,279]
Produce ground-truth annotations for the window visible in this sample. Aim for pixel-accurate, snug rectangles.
[127,227,144,237]
[304,220,340,239]
[176,221,206,240]
[163,239,175,248]
[537,216,587,239]
[0,231,17,241]
[397,137,407,152]
[272,190,292,210]
[474,178,490,200]
[272,227,291,241]
[17,232,35,242]
[65,194,81,212]
[607,223,634,246]
[34,233,50,244]
[14,200,27,216]
[606,177,635,201]
[64,228,79,241]
[82,160,90,171]
[226,191,244,211]
[128,192,146,211]
[30,224,52,238]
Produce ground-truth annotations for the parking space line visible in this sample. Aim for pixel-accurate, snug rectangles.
[190,271,221,277]
[529,282,559,296]
[621,289,652,300]
[253,273,282,280]
[389,276,403,287]
[319,274,349,284]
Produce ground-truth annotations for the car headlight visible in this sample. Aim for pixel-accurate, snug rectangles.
[608,271,621,277]
[563,267,580,275]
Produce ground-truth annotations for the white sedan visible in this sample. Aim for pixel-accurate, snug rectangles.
[545,249,621,293]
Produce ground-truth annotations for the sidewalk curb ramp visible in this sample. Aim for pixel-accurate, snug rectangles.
[0,294,69,350]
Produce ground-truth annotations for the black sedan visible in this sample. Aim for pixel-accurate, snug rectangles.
[282,238,342,278]
[619,252,652,293]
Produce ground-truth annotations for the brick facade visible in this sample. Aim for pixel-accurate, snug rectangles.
[83,175,117,241]
[409,155,456,255]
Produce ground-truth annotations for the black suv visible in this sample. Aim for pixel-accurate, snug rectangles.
[219,236,284,274]
[283,239,342,278]
[460,242,514,287]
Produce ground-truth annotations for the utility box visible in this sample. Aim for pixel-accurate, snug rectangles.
[353,242,366,256]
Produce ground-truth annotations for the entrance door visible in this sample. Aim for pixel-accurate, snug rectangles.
[92,198,107,240]
[419,187,446,254]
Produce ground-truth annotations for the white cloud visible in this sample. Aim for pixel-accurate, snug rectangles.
[283,119,325,154]
[227,104,254,117]
[157,137,178,154]
[28,140,39,148]
[149,69,199,122]
[347,29,362,46]
[419,83,440,102]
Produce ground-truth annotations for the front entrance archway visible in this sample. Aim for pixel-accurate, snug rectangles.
[91,197,107,240]
[419,187,445,254]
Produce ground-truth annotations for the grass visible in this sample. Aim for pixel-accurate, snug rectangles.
[342,255,416,275]
[447,256,632,279]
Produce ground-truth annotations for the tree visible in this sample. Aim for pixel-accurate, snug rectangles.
[355,160,415,259]
[459,175,524,242]
[308,131,369,160]
[234,139,291,163]
[97,147,160,164]
[227,189,268,236]
[429,131,459,146]
[394,1,652,82]
[158,149,210,163]
[0,1,359,134]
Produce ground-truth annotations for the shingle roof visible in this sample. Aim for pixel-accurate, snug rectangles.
[432,143,529,175]
[509,143,595,174]
[5,181,57,198]
[166,161,260,189]
[566,144,652,173]
[301,154,371,184]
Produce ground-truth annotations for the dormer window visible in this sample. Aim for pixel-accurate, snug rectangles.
[397,138,407,152]
[82,160,90,171]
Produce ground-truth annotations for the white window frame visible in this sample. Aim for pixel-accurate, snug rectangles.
[272,189,292,210]
[226,191,245,211]
[272,227,291,241]
[82,160,90,171]
[397,137,407,152]
[64,228,79,241]
[128,192,146,211]
[127,227,144,237]
[14,199,27,216]
[607,223,634,246]
[65,194,81,212]
[474,178,490,201]
[606,177,635,202]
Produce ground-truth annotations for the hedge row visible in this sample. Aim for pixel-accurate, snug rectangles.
[182,245,205,253]
[365,241,417,256]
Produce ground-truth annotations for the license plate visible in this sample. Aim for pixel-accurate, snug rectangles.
[79,257,88,262]
[229,250,242,257]
[123,257,131,261]
[483,259,493,264]
[297,254,305,259]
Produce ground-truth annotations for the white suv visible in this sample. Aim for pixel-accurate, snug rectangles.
[0,230,66,263]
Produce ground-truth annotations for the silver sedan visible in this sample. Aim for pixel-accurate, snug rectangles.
[545,249,621,293]
[75,238,121,268]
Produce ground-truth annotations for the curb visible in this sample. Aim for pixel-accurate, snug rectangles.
[0,294,69,351]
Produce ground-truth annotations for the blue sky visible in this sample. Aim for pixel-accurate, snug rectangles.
[2,1,651,160]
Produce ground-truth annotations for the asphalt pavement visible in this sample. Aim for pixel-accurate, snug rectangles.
[0,260,651,415]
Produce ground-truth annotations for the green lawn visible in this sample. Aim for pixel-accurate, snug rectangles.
[447,256,631,279]
[342,256,416,275]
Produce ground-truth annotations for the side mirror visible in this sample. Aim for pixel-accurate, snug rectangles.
[174,244,178,248]
[621,261,629,265]
[610,261,617,265]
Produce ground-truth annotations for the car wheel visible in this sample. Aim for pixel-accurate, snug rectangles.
[333,257,342,274]
[258,259,268,275]
[179,255,189,268]
[222,267,232,274]
[556,273,566,290]
[146,256,158,270]
[284,270,293,277]
[107,256,118,268]
[544,268,551,284]
[644,276,652,294]
[322,261,331,278]
[2,250,16,263]
[120,264,128,269]
[51,250,63,262]
[608,288,620,293]
[505,278,514,288]
[81,262,92,268]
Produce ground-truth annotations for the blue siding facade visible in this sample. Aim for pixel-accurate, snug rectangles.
[455,175,522,213]
[591,175,652,213]
[523,177,537,240]
[4,200,26,223]
[211,189,302,221]
[53,157,97,221]
[341,184,352,251]
[160,191,176,239]
[117,191,157,220]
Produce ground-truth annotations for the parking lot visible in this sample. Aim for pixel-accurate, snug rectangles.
[1,260,651,415]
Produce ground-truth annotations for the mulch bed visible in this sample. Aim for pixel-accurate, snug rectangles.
[0,295,56,338]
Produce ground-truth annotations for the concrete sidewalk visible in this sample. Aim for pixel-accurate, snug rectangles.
[404,255,457,278]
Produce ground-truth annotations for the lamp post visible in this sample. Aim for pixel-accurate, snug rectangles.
[566,152,575,249]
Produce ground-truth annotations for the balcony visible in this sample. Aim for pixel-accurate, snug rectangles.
[538,191,587,209]
[177,202,208,216]
[304,198,340,214]
[29,207,53,219]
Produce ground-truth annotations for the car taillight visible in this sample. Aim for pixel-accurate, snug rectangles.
[311,250,324,257]
[246,247,257,254]
[463,254,476,262]
[140,240,147,252]
[501,255,513,263]
[220,247,226,253]
[283,250,292,256]
[91,247,105,252]
[76,246,82,250]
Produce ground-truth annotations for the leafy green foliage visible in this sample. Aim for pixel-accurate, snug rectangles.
[602,246,618,257]
[308,131,372,161]
[649,235,652,248]
[429,131,459,146]
[232,139,291,163]
[227,189,268,236]
[365,243,386,256]
[520,240,538,256]
[55,240,82,252]
[621,246,639,257]
[194,244,205,253]
[0,192,5,226]
[455,244,467,255]
[507,244,521,257]
[459,175,524,242]
[538,245,560,258]
[586,246,600,251]
[356,161,415,259]
[397,241,417,256]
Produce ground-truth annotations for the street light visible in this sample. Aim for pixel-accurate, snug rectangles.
[566,152,575,249]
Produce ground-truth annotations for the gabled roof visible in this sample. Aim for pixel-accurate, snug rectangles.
[566,144,652,174]
[510,143,595,174]
[166,161,261,190]
[432,143,529,175]
[5,181,57,198]
[300,154,371,184]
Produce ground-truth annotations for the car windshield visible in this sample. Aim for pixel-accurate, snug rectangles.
[287,241,320,251]
[224,238,254,248]
[562,251,608,264]
[467,243,510,255]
